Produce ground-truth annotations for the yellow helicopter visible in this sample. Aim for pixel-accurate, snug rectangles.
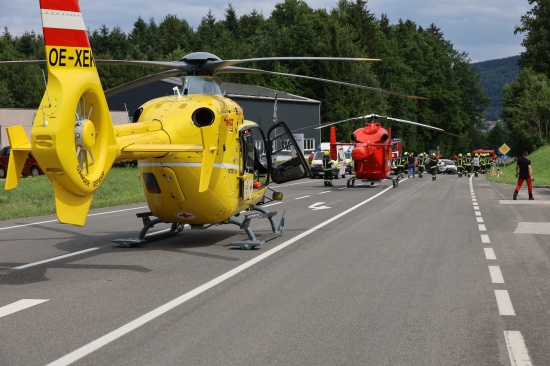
[2,0,423,249]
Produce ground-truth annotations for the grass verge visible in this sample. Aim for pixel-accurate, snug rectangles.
[0,166,144,221]
[486,145,550,186]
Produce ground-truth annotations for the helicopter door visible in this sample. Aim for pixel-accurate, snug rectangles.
[267,122,311,184]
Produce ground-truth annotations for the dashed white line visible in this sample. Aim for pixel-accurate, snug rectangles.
[477,217,484,223]
[504,331,533,365]
[481,234,491,244]
[13,248,100,270]
[0,207,148,231]
[489,265,505,283]
[484,248,496,260]
[294,195,311,200]
[478,224,487,231]
[475,211,481,216]
[0,299,49,318]
[495,290,516,316]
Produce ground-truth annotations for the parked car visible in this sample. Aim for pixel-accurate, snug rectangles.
[438,159,457,174]
[0,146,44,179]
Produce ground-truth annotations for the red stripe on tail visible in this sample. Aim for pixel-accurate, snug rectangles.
[43,28,90,48]
[40,0,81,12]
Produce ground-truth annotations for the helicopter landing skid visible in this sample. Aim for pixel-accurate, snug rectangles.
[228,206,285,250]
[112,211,184,248]
[346,176,398,188]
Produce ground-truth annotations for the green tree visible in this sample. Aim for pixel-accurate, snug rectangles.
[502,68,550,152]
[515,0,550,76]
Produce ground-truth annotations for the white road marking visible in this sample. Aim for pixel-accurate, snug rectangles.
[484,248,496,260]
[262,202,283,207]
[475,211,481,216]
[500,200,550,205]
[495,290,515,316]
[504,331,533,366]
[489,265,505,283]
[514,222,550,235]
[473,202,479,207]
[0,206,148,231]
[474,206,480,211]
[309,202,330,210]
[294,195,311,200]
[477,217,484,223]
[45,185,395,366]
[13,248,100,270]
[0,299,49,318]
[318,191,331,194]
[478,224,487,231]
[481,234,491,244]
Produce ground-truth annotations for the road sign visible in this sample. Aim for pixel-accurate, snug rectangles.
[502,154,508,161]
[499,143,510,155]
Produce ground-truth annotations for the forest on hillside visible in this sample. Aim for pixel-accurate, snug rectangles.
[0,0,489,157]
[472,56,520,121]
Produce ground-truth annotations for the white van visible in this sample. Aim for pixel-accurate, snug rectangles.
[310,149,347,179]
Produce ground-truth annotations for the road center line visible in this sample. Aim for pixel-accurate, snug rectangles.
[46,185,395,366]
[481,234,491,244]
[0,206,149,231]
[504,331,533,365]
[0,299,49,318]
[484,248,496,260]
[495,290,516,316]
[489,265,505,283]
[13,248,100,270]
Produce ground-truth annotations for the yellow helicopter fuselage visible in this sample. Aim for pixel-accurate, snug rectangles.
[123,93,266,225]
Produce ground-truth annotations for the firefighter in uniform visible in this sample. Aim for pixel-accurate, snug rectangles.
[464,153,473,177]
[417,153,425,178]
[322,151,334,186]
[456,153,464,177]
[429,153,439,181]
[396,152,407,178]
[473,153,480,177]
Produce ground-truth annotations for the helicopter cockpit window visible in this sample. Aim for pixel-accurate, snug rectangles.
[240,127,269,183]
[182,76,222,96]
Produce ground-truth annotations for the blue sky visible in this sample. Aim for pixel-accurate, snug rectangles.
[1,0,531,62]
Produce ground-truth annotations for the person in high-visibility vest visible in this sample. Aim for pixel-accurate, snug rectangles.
[417,153,425,178]
[322,151,334,187]
[456,153,464,177]
[429,153,439,181]
[464,153,473,177]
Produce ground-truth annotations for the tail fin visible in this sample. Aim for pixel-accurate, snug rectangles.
[330,127,337,160]
[5,126,32,190]
[33,0,117,225]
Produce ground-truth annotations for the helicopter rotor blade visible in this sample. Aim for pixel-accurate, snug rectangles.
[96,56,381,76]
[104,69,182,97]
[208,56,381,70]
[217,67,426,99]
[315,114,454,136]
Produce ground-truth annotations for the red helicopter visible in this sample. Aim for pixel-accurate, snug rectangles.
[318,114,446,187]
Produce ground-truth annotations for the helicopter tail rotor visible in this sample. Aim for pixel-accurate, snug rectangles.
[31,0,117,226]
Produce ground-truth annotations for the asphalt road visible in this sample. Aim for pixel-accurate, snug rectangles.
[1,173,549,366]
